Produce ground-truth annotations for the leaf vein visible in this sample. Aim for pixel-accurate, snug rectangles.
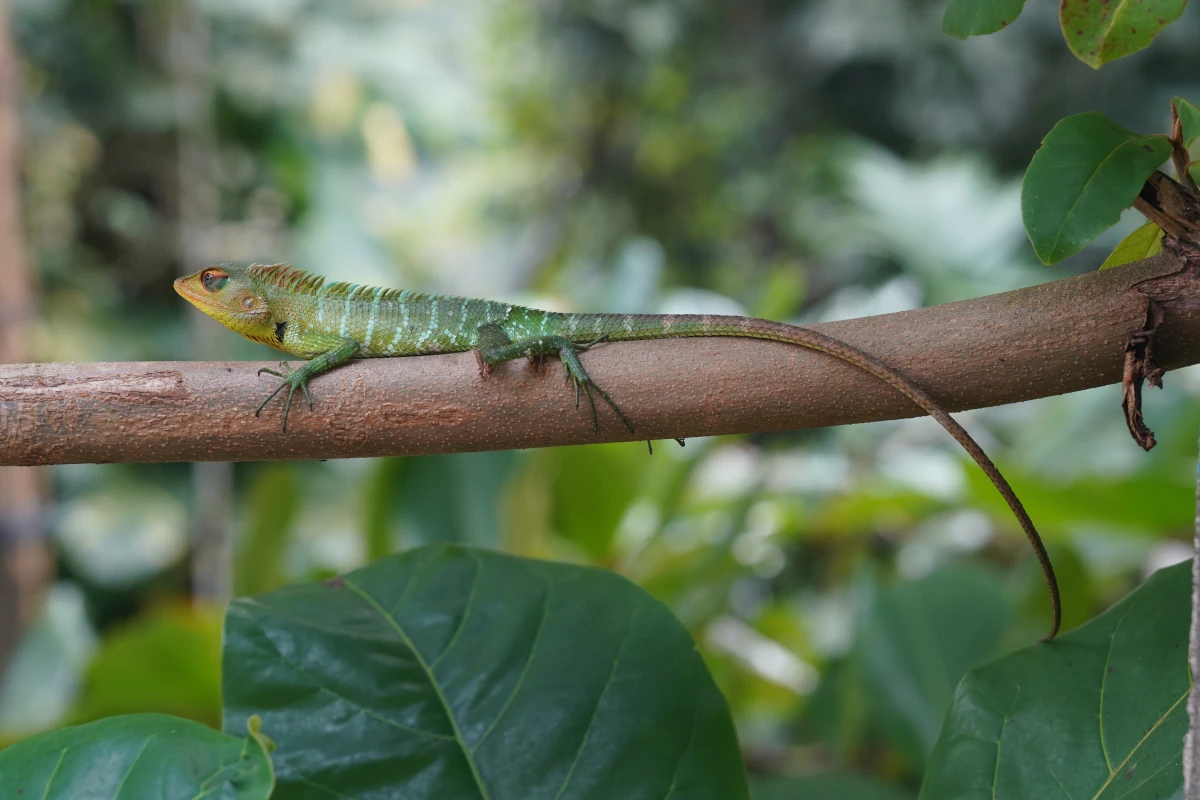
[249,619,456,742]
[343,576,492,800]
[552,609,642,800]
[1090,687,1188,800]
[431,554,483,670]
[471,571,552,754]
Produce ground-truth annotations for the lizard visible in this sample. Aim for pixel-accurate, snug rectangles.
[175,261,1061,639]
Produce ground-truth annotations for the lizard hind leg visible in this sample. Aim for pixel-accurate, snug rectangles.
[555,343,634,435]
[475,325,635,435]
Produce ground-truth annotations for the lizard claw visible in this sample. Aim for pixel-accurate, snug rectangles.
[255,363,312,432]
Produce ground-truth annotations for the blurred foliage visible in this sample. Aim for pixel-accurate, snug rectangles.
[3,0,1200,795]
[69,605,223,729]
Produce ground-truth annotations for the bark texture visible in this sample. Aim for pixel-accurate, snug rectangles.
[2,254,1200,466]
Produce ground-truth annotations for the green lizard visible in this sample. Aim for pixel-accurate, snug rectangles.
[175,261,1060,638]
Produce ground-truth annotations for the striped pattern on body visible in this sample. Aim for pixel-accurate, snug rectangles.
[227,264,1060,638]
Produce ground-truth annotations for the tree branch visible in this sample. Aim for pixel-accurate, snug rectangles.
[4,255,1200,466]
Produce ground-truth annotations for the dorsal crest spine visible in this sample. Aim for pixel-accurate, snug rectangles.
[247,263,421,301]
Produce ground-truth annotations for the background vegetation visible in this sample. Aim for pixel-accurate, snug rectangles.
[3,0,1200,796]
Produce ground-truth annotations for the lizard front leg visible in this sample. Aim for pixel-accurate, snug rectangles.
[475,323,634,434]
[256,336,360,432]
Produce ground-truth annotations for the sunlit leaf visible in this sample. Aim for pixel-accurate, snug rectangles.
[71,605,223,729]
[1022,113,1170,264]
[0,714,274,799]
[551,443,646,559]
[941,0,1027,39]
[1061,0,1187,68]
[921,560,1189,799]
[1174,96,1200,147]
[1099,221,1164,269]
[223,544,749,799]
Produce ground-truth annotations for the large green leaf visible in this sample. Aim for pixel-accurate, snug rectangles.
[222,544,748,799]
[921,560,1191,799]
[0,713,274,799]
[1099,221,1164,269]
[1022,113,1171,264]
[941,0,1027,39]
[1060,0,1188,68]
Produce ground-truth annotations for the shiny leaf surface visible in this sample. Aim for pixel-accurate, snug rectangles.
[0,713,274,799]
[223,544,748,799]
[921,560,1190,799]
[1022,113,1170,264]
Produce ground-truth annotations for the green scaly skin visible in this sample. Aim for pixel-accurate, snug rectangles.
[175,261,1061,639]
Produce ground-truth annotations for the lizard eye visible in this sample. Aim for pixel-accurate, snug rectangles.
[200,268,229,292]
[241,296,257,310]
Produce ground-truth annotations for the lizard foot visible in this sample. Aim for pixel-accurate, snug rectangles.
[256,361,314,433]
[558,343,634,435]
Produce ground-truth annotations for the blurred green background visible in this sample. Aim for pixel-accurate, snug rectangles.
[3,0,1199,795]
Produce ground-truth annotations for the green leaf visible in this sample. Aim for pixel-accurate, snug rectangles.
[236,464,301,597]
[1100,221,1164,269]
[963,464,1193,539]
[1022,113,1170,264]
[0,713,274,799]
[551,443,646,558]
[1061,0,1187,68]
[222,544,749,799]
[921,560,1190,800]
[941,0,1027,39]
[71,606,223,728]
[1173,96,1200,147]
[857,564,1011,768]
[399,452,517,546]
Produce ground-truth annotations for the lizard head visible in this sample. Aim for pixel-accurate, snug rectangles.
[174,263,276,345]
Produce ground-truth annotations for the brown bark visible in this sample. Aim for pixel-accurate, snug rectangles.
[0,2,49,676]
[2,254,1199,465]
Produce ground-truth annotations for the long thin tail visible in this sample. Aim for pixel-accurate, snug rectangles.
[573,311,1061,640]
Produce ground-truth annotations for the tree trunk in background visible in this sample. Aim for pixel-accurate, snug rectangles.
[0,2,50,677]
[170,0,233,604]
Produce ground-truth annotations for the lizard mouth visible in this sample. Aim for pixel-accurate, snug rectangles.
[173,276,215,310]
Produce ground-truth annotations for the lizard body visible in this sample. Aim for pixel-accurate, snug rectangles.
[175,262,1060,638]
